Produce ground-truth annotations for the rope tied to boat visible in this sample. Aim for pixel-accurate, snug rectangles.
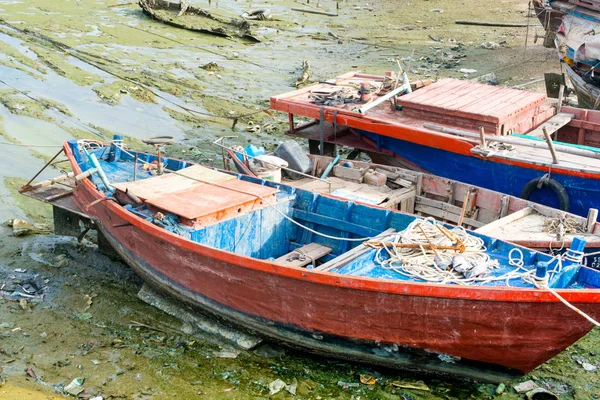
[544,214,583,241]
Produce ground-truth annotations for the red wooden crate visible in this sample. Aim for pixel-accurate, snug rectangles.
[396,79,549,135]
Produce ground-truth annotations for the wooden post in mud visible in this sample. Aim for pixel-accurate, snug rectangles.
[288,114,295,134]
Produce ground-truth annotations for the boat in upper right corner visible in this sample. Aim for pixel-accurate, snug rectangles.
[534,0,600,109]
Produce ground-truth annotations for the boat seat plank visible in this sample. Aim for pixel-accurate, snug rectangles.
[525,112,575,138]
[146,179,279,226]
[112,165,235,201]
[275,243,332,267]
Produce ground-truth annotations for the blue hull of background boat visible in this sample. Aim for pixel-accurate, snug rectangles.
[361,131,600,219]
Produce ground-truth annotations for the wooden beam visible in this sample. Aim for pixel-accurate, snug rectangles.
[474,207,535,235]
[275,243,332,267]
[587,208,598,234]
[543,127,561,164]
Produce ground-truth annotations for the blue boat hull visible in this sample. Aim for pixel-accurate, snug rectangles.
[361,131,600,218]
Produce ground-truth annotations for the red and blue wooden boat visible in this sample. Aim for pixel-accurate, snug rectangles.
[270,73,600,218]
[61,138,600,382]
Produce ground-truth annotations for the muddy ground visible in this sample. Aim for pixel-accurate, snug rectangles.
[0,0,598,398]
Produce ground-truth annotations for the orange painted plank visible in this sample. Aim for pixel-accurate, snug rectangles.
[433,85,508,111]
[399,80,503,111]
[479,91,545,117]
[403,80,474,105]
[112,165,235,201]
[456,89,525,115]
[146,179,279,222]
[400,79,465,103]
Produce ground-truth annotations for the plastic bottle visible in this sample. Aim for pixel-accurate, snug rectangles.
[273,140,313,180]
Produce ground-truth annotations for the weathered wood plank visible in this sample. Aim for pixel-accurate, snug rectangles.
[474,207,535,234]
[526,112,573,139]
[275,243,332,267]
[414,196,484,228]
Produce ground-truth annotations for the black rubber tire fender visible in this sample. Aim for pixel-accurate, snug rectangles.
[519,176,570,211]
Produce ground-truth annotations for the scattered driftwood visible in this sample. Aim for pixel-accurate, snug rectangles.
[139,0,260,42]
[295,60,310,87]
[291,8,338,16]
[455,20,529,27]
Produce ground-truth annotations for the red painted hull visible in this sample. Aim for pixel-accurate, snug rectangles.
[65,145,600,381]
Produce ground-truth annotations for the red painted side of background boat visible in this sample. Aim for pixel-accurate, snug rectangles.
[63,143,600,381]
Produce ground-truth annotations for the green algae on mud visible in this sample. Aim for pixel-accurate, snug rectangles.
[0,0,594,398]
[0,89,55,122]
[0,38,47,78]
[3,177,52,223]
[93,80,157,105]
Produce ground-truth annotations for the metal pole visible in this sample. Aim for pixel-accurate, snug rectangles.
[220,137,228,170]
[23,147,65,189]
[133,153,138,181]
[356,84,408,115]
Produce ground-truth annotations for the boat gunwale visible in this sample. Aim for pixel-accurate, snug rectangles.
[64,143,600,304]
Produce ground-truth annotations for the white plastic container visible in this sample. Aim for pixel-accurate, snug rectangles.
[249,155,288,183]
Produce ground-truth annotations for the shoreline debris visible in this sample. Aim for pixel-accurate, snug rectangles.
[295,60,310,87]
[138,0,260,42]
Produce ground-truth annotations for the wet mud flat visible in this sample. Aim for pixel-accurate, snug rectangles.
[0,0,597,398]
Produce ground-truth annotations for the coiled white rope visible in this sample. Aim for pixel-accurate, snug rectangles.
[370,218,498,284]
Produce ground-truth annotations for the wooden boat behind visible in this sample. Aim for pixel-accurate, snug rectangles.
[41,137,600,382]
[564,61,600,109]
[270,72,600,218]
[139,0,260,42]
[226,151,600,267]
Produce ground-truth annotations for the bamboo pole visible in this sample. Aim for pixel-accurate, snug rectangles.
[479,126,487,148]
[543,127,560,164]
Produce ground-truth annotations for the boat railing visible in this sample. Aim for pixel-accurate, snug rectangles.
[211,137,333,193]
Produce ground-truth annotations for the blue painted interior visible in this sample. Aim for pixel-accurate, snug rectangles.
[69,139,600,289]
[358,131,600,218]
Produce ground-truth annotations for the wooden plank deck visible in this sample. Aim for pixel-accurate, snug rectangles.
[112,165,235,201]
[397,79,546,121]
[525,112,575,138]
[146,179,279,227]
